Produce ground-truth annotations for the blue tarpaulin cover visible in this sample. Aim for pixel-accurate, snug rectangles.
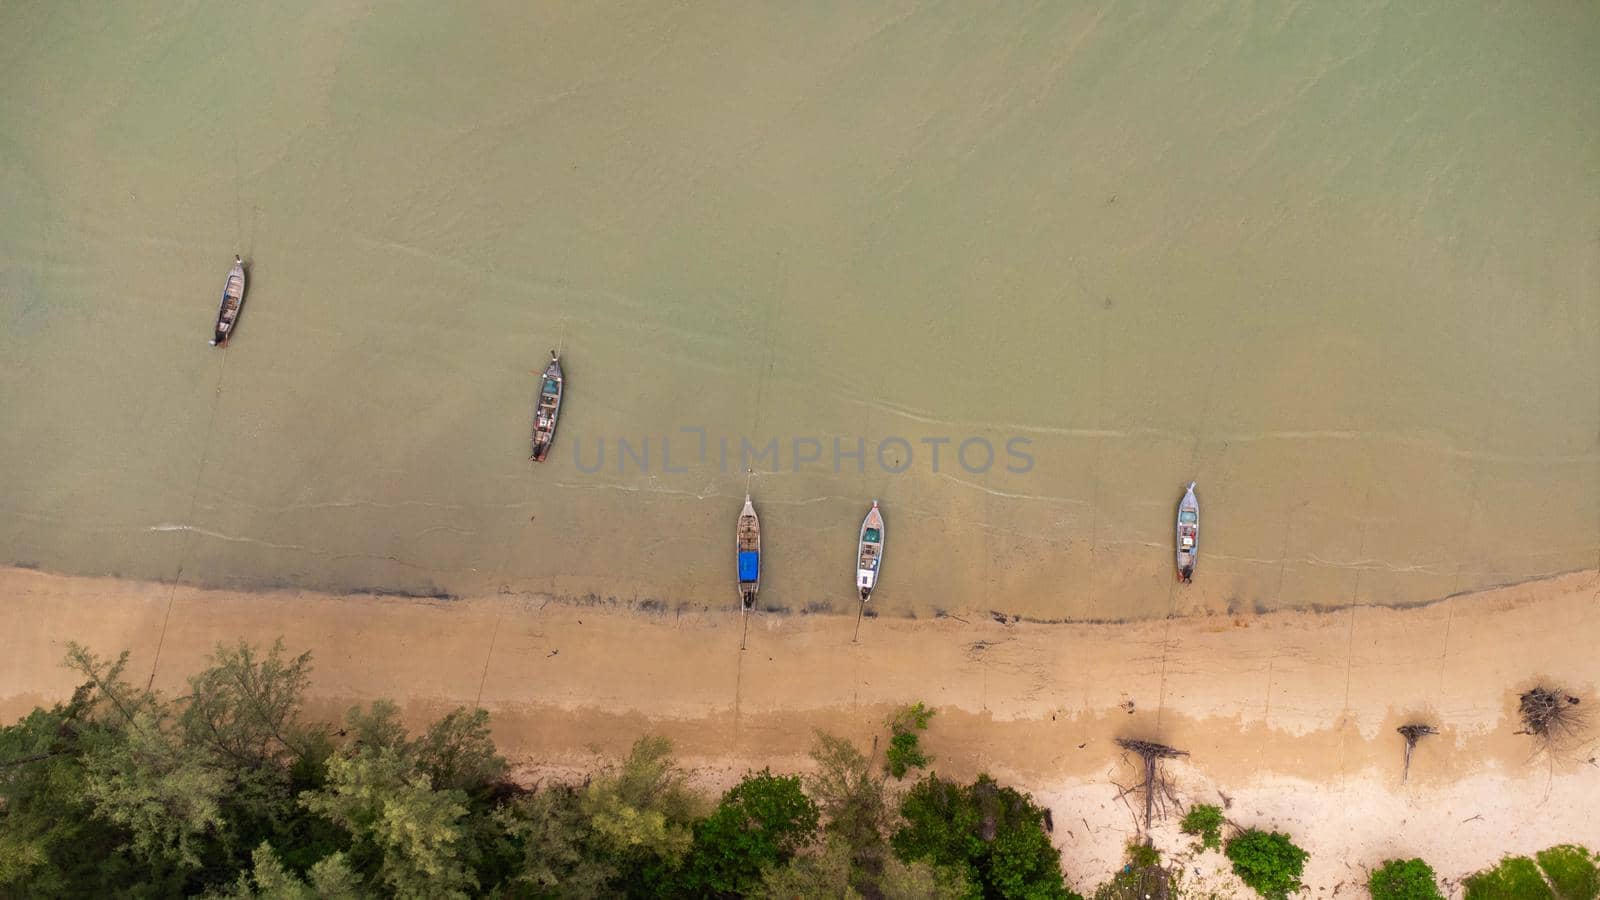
[738,550,760,581]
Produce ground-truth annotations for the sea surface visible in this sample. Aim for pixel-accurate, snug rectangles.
[2,1,1597,620]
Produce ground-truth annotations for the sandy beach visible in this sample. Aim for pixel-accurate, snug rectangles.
[2,564,1595,894]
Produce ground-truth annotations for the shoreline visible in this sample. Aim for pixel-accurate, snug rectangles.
[9,557,1594,623]
[1,565,1596,891]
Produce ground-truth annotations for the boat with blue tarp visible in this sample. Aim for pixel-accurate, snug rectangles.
[737,495,761,610]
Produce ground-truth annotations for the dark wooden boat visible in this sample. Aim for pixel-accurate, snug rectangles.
[737,495,761,611]
[1175,481,1199,582]
[530,352,564,461]
[856,500,884,601]
[209,256,246,346]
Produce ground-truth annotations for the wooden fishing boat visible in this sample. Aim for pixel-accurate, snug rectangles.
[1175,481,1199,582]
[856,500,884,601]
[736,495,761,611]
[209,256,246,346]
[530,352,564,462]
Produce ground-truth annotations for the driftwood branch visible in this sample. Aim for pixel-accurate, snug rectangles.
[1397,723,1438,783]
[1114,738,1189,832]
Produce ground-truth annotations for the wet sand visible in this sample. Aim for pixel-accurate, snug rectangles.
[2,565,1595,892]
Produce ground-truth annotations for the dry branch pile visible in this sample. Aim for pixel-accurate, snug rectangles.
[1517,686,1587,753]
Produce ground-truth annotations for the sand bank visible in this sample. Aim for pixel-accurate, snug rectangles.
[1,566,1596,892]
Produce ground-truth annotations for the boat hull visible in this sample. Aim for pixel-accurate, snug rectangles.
[531,353,564,461]
[1175,482,1199,581]
[737,496,761,610]
[856,501,884,601]
[211,257,246,346]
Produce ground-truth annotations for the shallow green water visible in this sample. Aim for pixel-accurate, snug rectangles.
[2,1,1596,619]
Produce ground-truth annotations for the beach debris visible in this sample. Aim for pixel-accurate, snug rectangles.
[1516,685,1587,753]
[1113,738,1189,833]
[1119,699,1136,715]
[1396,723,1438,783]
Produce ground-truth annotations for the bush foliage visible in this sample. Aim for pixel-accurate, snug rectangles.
[1534,845,1599,900]
[1462,856,1553,900]
[1224,829,1308,900]
[885,701,936,779]
[1180,803,1225,852]
[893,772,1081,899]
[1092,843,1169,900]
[1368,858,1443,900]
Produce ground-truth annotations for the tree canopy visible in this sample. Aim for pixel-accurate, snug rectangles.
[2,642,1583,899]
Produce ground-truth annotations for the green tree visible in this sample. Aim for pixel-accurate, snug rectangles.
[59,644,230,878]
[1368,858,1443,900]
[675,770,819,896]
[892,774,982,885]
[0,677,151,897]
[412,707,507,798]
[893,773,1078,899]
[879,853,973,900]
[300,705,476,900]
[756,837,970,900]
[807,732,892,890]
[80,707,229,871]
[178,640,342,875]
[496,782,617,896]
[584,736,700,865]
[1224,829,1308,900]
[0,640,353,898]
[757,837,860,898]
[221,841,366,899]
[497,736,702,897]
[179,640,317,773]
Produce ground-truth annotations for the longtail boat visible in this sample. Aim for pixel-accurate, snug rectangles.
[209,256,246,346]
[736,495,761,611]
[1175,481,1199,582]
[530,352,564,461]
[856,500,884,601]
